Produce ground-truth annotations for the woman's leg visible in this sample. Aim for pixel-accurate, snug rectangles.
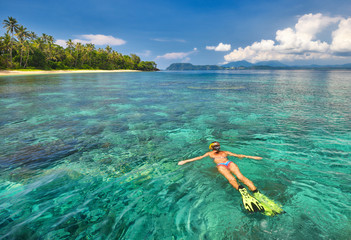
[217,166,240,190]
[228,162,257,191]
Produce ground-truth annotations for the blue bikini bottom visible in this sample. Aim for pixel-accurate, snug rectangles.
[217,161,233,169]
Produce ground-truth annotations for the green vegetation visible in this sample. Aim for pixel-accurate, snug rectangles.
[0,17,158,71]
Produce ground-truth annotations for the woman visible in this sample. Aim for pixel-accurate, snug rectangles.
[178,141,266,213]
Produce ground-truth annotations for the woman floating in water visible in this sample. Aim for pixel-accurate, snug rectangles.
[178,141,284,215]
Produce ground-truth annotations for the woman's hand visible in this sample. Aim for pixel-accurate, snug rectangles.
[178,161,187,165]
[250,156,262,160]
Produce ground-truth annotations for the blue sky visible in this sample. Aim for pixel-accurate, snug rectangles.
[1,0,351,69]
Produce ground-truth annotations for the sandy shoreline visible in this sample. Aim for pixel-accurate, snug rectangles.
[0,69,141,76]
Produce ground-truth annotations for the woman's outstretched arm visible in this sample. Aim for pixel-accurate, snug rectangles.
[225,151,262,160]
[178,152,210,165]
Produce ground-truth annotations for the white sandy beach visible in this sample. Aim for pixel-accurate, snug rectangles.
[0,69,141,76]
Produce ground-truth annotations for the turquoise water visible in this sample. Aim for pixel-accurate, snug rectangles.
[0,70,350,239]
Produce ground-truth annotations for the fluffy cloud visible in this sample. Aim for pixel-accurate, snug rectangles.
[136,50,152,57]
[331,18,351,53]
[224,13,350,63]
[55,39,67,48]
[206,43,231,51]
[156,48,197,60]
[74,34,126,45]
[157,52,189,60]
[55,34,126,47]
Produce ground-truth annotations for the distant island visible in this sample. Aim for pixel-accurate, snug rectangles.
[167,61,351,71]
[0,17,158,71]
[166,63,224,70]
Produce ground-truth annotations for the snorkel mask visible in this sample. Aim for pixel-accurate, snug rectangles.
[209,142,220,151]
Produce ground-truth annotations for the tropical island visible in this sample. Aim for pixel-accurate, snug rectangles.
[0,17,158,72]
[167,61,351,71]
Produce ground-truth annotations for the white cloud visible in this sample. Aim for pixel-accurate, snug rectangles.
[74,34,126,45]
[331,18,351,53]
[206,43,231,51]
[156,48,197,60]
[55,39,67,48]
[55,34,126,47]
[157,52,189,60]
[136,50,152,57]
[294,13,340,41]
[224,13,349,63]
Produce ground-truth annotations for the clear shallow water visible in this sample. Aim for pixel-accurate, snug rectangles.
[0,70,350,239]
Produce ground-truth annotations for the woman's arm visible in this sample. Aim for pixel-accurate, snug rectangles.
[178,152,210,165]
[225,151,262,160]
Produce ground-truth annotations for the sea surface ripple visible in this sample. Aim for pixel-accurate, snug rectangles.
[0,70,350,239]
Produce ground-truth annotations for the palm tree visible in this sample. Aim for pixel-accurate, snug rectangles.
[80,45,87,66]
[3,16,19,68]
[34,35,44,51]
[39,33,55,64]
[66,39,74,54]
[85,43,95,65]
[23,31,37,68]
[130,54,141,70]
[64,39,75,68]
[105,45,112,54]
[15,25,29,67]
[0,34,11,67]
[54,45,66,64]
[74,42,83,67]
[47,35,55,62]
[41,33,50,64]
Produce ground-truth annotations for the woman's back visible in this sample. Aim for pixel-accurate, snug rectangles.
[209,151,229,164]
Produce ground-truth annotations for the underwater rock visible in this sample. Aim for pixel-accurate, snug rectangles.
[101,142,112,148]
[99,157,113,164]
[0,140,78,169]
[85,125,106,136]
[0,139,101,169]
[8,168,39,182]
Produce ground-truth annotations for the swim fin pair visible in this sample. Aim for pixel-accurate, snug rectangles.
[238,186,284,216]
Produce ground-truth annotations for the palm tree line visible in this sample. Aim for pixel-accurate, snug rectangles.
[0,17,158,71]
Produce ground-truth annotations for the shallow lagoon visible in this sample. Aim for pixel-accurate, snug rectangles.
[0,70,351,239]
